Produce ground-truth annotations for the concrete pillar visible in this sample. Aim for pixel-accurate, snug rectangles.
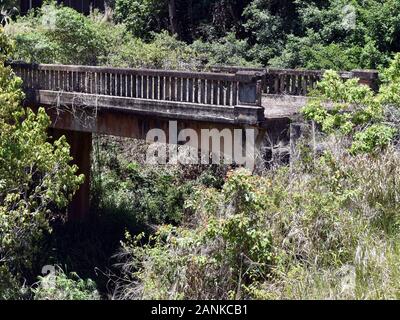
[236,70,263,106]
[351,69,380,92]
[51,129,92,220]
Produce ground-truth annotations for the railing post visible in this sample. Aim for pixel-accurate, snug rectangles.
[234,71,265,124]
[236,70,263,106]
[351,69,379,92]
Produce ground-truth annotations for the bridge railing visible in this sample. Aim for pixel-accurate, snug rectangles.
[211,66,379,95]
[10,62,263,108]
[265,69,326,95]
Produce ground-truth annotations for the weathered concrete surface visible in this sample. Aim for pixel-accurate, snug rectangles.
[35,104,259,140]
[12,62,266,126]
[31,91,304,132]
[262,94,307,120]
[34,90,265,126]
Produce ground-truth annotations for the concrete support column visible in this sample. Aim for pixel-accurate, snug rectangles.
[51,129,92,220]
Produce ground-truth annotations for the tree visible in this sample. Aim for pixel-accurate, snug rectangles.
[114,0,166,40]
[8,3,129,65]
[243,0,299,65]
[0,27,83,298]
[168,0,178,35]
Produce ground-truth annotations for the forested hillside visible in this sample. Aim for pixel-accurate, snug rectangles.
[1,1,400,301]
[3,0,400,70]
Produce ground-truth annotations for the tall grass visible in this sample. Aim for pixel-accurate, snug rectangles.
[111,138,400,300]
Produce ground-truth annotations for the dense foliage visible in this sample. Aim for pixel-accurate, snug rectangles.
[33,267,100,300]
[115,148,400,299]
[0,27,83,299]
[5,1,400,70]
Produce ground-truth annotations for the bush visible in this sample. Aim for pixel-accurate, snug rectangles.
[0,27,83,297]
[350,124,397,154]
[0,266,27,300]
[13,31,59,64]
[106,31,202,70]
[191,32,258,68]
[6,3,122,65]
[379,53,400,108]
[91,136,197,226]
[113,169,276,300]
[33,267,100,300]
[114,0,164,39]
[302,59,399,154]
[6,4,203,70]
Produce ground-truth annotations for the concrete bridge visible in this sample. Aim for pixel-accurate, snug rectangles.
[10,62,379,219]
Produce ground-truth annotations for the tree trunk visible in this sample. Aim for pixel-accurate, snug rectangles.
[168,0,179,35]
[188,0,193,27]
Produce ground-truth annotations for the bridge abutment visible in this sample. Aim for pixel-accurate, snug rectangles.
[51,128,92,220]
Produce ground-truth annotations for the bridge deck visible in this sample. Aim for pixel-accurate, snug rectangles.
[262,94,306,119]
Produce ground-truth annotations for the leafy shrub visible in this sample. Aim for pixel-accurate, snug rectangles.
[379,53,400,108]
[33,267,100,300]
[0,27,83,297]
[350,124,397,154]
[91,136,197,226]
[302,56,399,154]
[106,31,201,70]
[114,169,276,300]
[0,265,27,300]
[191,32,258,68]
[6,3,121,65]
[7,4,203,70]
[45,6,108,65]
[114,0,164,39]
[94,165,188,225]
[13,31,59,64]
